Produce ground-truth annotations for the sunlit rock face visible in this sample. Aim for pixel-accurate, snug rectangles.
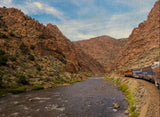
[0,7,105,74]
[115,1,160,73]
[74,36,127,73]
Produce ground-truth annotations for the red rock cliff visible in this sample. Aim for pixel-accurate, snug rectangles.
[0,7,105,74]
[115,0,160,73]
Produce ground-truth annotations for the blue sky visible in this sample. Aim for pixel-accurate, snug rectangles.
[0,0,157,41]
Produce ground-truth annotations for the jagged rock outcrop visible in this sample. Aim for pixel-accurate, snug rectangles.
[0,7,105,88]
[0,7,105,73]
[115,0,160,73]
[74,36,127,72]
[0,7,80,73]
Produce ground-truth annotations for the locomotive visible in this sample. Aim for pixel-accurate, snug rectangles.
[124,62,160,88]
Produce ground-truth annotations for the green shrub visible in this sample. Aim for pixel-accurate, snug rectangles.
[32,85,44,90]
[0,32,7,38]
[52,84,57,87]
[16,75,29,85]
[70,79,82,84]
[0,89,8,96]
[30,45,35,50]
[130,106,136,112]
[28,54,35,61]
[127,93,135,106]
[39,34,47,39]
[83,73,92,77]
[53,78,69,84]
[9,32,15,37]
[3,28,8,32]
[19,43,29,54]
[0,49,5,55]
[0,15,2,19]
[0,71,4,88]
[36,65,41,71]
[130,112,139,117]
[8,87,26,94]
[0,55,8,66]
[9,56,16,62]
[0,49,8,66]
[120,84,128,92]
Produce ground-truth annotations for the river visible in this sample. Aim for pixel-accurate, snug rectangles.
[0,77,128,117]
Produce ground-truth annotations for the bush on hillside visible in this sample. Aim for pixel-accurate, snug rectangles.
[0,49,8,66]
[8,87,26,94]
[0,71,4,88]
[0,32,7,38]
[16,75,29,85]
[19,42,29,54]
[36,65,41,71]
[9,32,15,37]
[38,34,47,39]
[30,45,35,50]
[28,54,35,61]
[9,56,16,62]
[32,85,44,90]
[0,49,5,56]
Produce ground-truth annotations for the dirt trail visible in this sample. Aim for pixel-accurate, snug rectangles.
[135,79,159,117]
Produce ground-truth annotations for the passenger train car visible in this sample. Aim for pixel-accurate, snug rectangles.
[151,62,160,87]
[124,62,160,88]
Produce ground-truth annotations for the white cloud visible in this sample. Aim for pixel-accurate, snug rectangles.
[24,2,65,22]
[0,0,157,41]
[56,9,146,41]
[106,28,132,39]
[78,34,95,40]
[57,0,157,41]
[0,1,65,22]
[1,0,12,5]
[57,18,129,40]
[33,2,42,9]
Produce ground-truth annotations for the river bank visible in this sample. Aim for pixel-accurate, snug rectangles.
[0,74,87,96]
[106,75,160,117]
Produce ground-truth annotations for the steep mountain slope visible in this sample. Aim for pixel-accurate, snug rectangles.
[115,0,160,73]
[74,36,127,72]
[46,24,105,74]
[74,46,105,74]
[0,7,80,73]
[75,0,159,74]
[0,7,104,88]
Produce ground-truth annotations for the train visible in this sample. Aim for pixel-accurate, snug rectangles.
[124,62,160,88]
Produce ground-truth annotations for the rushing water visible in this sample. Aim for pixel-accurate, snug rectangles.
[0,77,128,117]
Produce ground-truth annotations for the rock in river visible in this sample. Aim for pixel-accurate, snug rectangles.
[113,103,120,109]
